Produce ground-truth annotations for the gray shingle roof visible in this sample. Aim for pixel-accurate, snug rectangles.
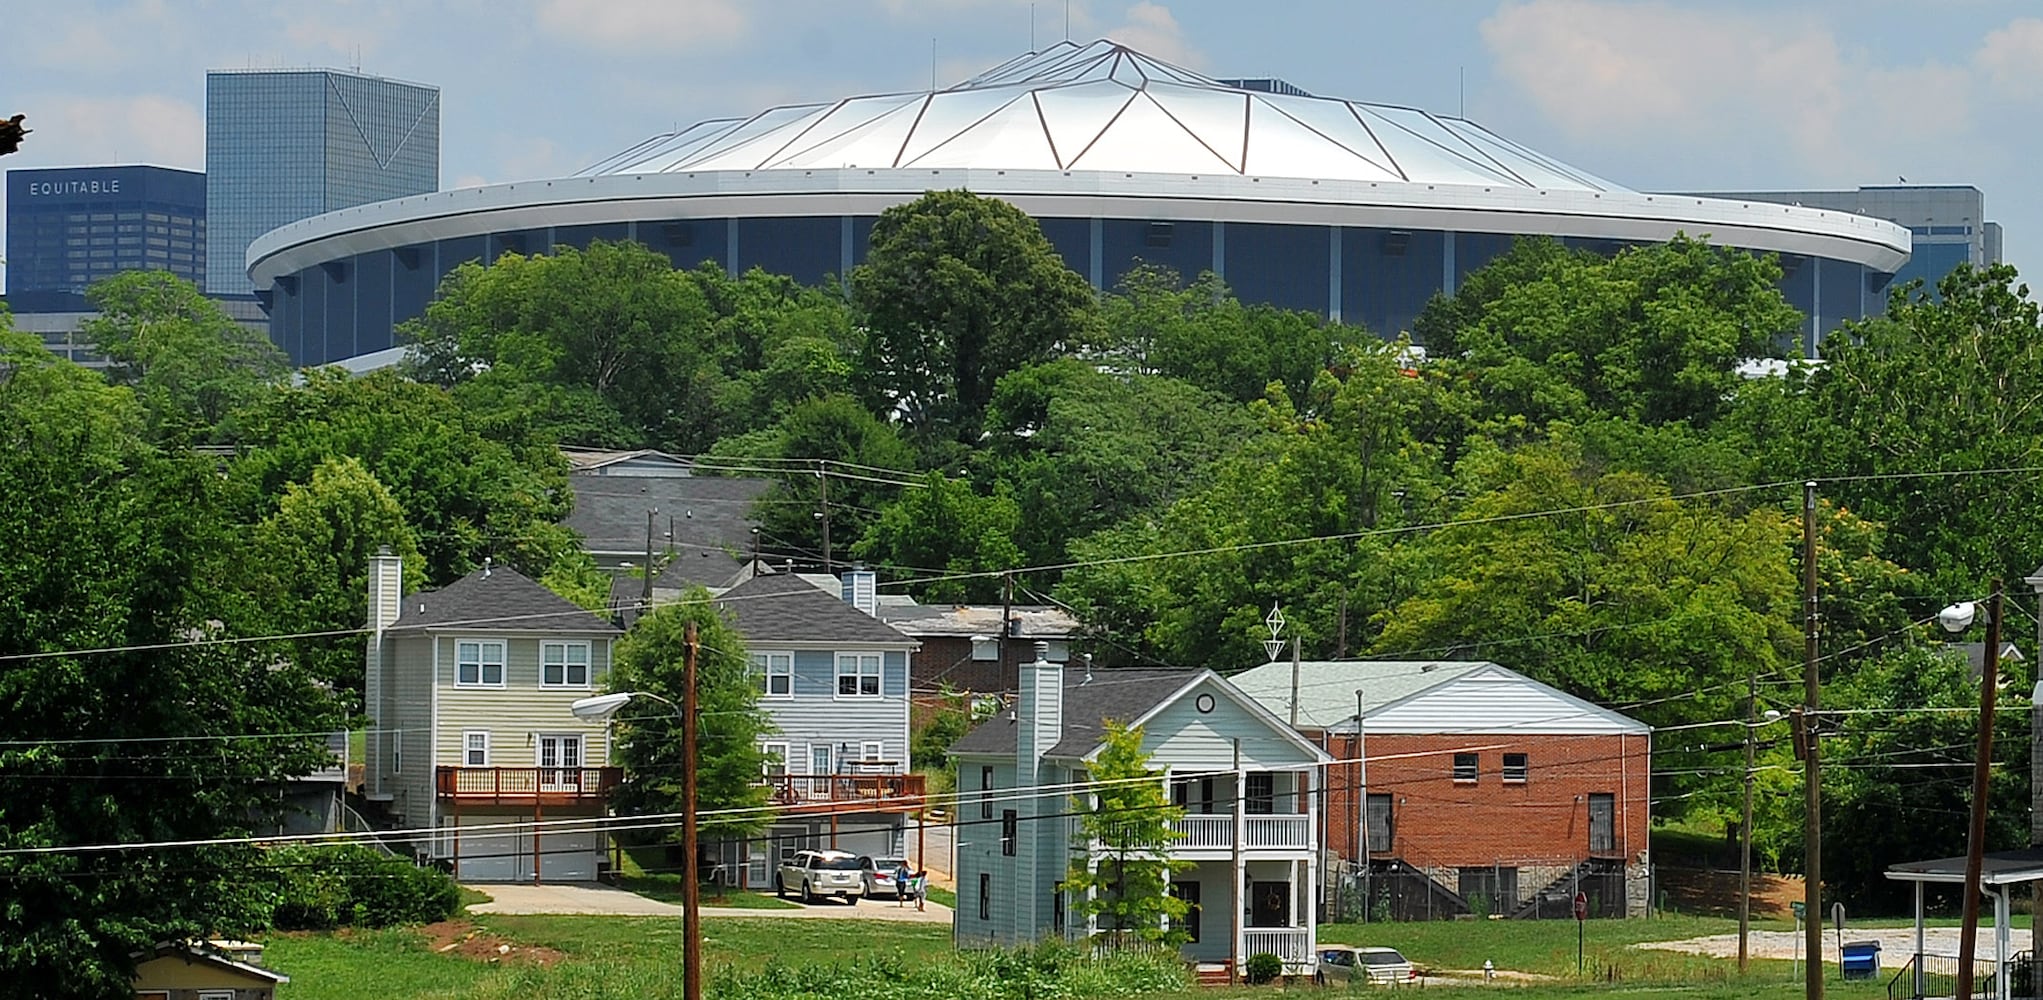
[949,667,1201,759]
[1225,660,1490,729]
[392,566,621,633]
[564,472,769,566]
[714,573,916,646]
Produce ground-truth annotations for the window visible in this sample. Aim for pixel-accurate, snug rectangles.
[1053,889,1065,934]
[393,740,401,774]
[1001,809,1018,855]
[1458,867,1519,915]
[1503,753,1529,783]
[979,873,991,920]
[810,744,833,778]
[861,741,883,761]
[1452,752,1479,782]
[456,640,505,686]
[981,765,995,819]
[539,734,585,791]
[751,652,793,698]
[1244,772,1275,815]
[541,641,591,687]
[835,653,882,697]
[463,731,490,767]
[1172,776,1216,814]
[1170,881,1202,942]
[761,742,788,777]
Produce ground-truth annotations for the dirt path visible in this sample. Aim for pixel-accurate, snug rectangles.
[1642,926,2033,964]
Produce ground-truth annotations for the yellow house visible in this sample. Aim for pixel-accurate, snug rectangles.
[132,941,287,999]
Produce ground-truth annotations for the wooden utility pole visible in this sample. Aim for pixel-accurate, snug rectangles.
[682,621,702,1000]
[1739,672,1756,974]
[1957,584,2004,1000]
[816,461,833,571]
[642,508,658,606]
[1801,481,1822,1000]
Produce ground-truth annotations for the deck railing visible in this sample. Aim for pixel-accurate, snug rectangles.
[1171,813,1310,850]
[434,766,622,804]
[763,772,925,811]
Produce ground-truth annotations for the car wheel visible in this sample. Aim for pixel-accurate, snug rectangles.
[774,874,786,899]
[802,880,815,904]
[848,891,860,905]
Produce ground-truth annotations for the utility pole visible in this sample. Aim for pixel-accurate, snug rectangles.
[816,461,833,572]
[1957,584,2004,1000]
[682,621,702,1000]
[1288,636,1302,728]
[1739,671,1756,974]
[1231,736,1243,984]
[1801,481,1822,1000]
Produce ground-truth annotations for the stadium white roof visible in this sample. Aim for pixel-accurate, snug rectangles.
[581,40,1625,192]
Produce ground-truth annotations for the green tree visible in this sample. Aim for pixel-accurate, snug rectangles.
[606,592,775,842]
[1100,264,1371,403]
[707,394,920,567]
[1792,263,2043,598]
[244,456,426,692]
[980,360,1265,573]
[853,473,1022,603]
[1420,236,1802,434]
[1063,721,1191,948]
[851,190,1099,442]
[230,368,579,586]
[0,326,341,996]
[80,270,287,441]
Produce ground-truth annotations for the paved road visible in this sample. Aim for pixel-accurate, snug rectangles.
[470,882,953,923]
[912,814,955,890]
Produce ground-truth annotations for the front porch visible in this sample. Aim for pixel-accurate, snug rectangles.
[1166,858,1319,978]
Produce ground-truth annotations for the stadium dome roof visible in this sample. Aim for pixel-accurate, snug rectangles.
[581,39,1627,192]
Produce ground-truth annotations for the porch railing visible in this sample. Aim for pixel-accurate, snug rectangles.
[1243,926,1313,967]
[762,772,925,811]
[435,766,621,804]
[1171,814,1310,850]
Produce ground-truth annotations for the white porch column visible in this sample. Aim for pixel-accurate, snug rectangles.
[1914,880,1926,999]
[1996,886,2010,1000]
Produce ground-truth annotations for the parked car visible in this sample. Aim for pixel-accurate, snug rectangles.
[1316,946,1417,986]
[861,856,912,899]
[777,849,865,904]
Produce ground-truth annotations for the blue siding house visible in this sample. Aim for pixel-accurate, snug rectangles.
[710,571,921,886]
[950,650,1332,980]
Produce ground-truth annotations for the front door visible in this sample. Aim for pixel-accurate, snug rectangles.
[1249,880,1291,928]
[1588,793,1616,854]
[811,744,834,798]
[539,734,584,791]
[1170,880,1203,942]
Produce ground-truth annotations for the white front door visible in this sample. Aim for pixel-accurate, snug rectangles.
[539,734,584,791]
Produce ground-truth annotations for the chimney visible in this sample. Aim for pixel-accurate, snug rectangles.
[365,545,403,802]
[1014,640,1061,938]
[370,545,403,632]
[840,566,877,616]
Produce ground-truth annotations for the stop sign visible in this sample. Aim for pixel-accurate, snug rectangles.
[1573,891,1588,921]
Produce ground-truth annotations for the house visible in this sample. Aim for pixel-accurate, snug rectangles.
[875,601,1081,694]
[363,549,625,882]
[707,570,924,886]
[950,652,1332,979]
[559,446,770,589]
[132,941,287,999]
[1227,660,1652,919]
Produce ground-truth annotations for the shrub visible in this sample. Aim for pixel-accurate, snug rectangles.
[1244,952,1283,985]
[266,843,460,929]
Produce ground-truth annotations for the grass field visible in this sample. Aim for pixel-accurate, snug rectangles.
[263,910,1909,1000]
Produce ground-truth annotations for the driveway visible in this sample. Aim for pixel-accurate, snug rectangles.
[470,882,953,923]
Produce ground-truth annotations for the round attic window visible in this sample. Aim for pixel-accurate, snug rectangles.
[1195,693,1216,714]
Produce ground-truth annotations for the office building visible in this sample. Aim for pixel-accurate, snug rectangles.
[206,68,439,296]
[246,39,1909,367]
[5,165,206,313]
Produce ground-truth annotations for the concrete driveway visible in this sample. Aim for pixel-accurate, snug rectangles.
[470,882,952,923]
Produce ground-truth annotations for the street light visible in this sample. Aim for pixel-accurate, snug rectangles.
[568,623,702,1000]
[1939,585,2004,1000]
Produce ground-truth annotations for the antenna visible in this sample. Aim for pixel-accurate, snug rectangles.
[1031,3,1036,52]
[931,37,937,91]
[1065,0,1071,41]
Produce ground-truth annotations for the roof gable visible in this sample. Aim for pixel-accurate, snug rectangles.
[1227,660,1647,735]
[392,566,620,634]
[1117,673,1331,767]
[714,573,915,646]
[949,667,1194,758]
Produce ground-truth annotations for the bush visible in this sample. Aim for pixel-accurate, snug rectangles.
[1244,952,1283,985]
[266,843,460,930]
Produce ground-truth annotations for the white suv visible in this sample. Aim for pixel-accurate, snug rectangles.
[776,849,865,904]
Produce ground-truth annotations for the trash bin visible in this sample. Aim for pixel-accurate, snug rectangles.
[1841,940,1881,981]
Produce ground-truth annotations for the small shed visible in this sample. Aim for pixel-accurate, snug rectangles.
[1884,848,2043,1000]
[132,941,289,1000]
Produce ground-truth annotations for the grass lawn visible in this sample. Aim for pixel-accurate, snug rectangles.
[613,874,800,910]
[266,911,1909,1000]
[925,885,957,910]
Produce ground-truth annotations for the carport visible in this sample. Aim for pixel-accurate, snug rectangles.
[1885,848,2043,1000]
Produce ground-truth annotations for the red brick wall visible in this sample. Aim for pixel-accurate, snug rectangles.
[1321,732,1651,869]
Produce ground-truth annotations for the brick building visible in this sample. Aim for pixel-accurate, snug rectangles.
[1228,660,1652,919]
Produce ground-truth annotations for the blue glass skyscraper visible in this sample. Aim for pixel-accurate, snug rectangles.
[5,165,206,312]
[205,69,439,295]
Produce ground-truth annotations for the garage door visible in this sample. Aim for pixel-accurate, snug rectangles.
[454,818,602,883]
[538,828,600,882]
[456,828,523,883]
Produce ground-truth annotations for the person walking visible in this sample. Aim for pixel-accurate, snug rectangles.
[913,868,928,912]
[894,860,913,907]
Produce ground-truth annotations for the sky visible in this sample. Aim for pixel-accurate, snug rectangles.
[3,0,2040,288]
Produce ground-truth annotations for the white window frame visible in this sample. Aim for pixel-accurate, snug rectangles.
[751,651,794,700]
[538,733,586,792]
[455,639,507,687]
[761,741,789,777]
[462,730,491,767]
[541,640,592,688]
[860,740,884,762]
[834,653,883,699]
[811,743,834,777]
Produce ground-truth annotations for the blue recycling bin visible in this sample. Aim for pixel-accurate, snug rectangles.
[1841,940,1881,980]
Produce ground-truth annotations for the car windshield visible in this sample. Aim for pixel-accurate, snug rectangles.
[876,860,908,871]
[818,856,862,871]
[1362,953,1408,965]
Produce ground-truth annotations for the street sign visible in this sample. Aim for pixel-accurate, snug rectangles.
[1574,891,1588,974]
[1790,900,1806,920]
[1573,891,1588,921]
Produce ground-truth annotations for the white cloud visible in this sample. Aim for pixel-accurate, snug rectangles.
[1106,2,1202,68]
[29,94,205,168]
[1479,0,1972,179]
[1977,17,2043,97]
[536,0,747,51]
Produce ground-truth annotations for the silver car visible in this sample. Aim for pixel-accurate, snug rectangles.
[776,849,865,904]
[1317,946,1417,986]
[861,856,913,900]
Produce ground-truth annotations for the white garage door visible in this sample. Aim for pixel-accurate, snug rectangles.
[454,817,603,883]
[538,828,600,882]
[457,828,524,883]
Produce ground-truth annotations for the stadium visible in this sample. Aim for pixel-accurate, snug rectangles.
[246,39,1912,367]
